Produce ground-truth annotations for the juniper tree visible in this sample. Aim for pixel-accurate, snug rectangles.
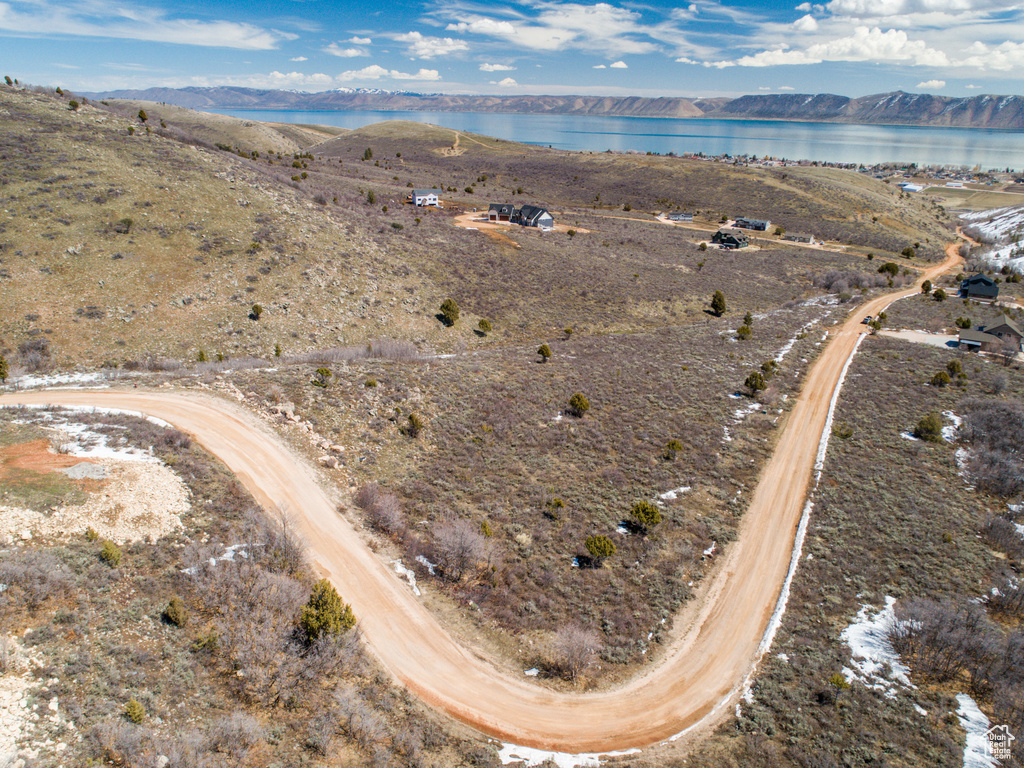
[711,290,726,316]
[300,579,356,642]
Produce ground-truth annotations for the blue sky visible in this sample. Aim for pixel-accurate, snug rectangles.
[2,0,1023,97]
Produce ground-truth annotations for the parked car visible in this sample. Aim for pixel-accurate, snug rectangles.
[862,315,873,324]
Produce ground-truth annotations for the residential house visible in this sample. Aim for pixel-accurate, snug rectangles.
[735,217,770,231]
[666,212,694,222]
[487,203,515,222]
[961,273,999,301]
[409,189,441,207]
[958,328,1002,352]
[711,229,749,249]
[985,318,1023,350]
[782,233,814,243]
[515,204,554,230]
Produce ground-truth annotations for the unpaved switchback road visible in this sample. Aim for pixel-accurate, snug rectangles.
[0,244,961,753]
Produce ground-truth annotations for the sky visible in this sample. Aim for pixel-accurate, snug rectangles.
[1,0,1023,98]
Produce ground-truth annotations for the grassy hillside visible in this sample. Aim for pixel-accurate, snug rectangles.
[5,83,1005,768]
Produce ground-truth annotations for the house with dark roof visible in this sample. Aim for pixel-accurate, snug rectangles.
[735,217,771,231]
[666,212,694,222]
[986,318,1023,350]
[409,189,441,207]
[488,203,515,222]
[961,273,999,301]
[711,229,749,249]
[514,204,554,230]
[958,328,1001,352]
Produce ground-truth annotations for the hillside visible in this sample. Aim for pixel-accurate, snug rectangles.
[86,85,1024,129]
[10,83,1022,768]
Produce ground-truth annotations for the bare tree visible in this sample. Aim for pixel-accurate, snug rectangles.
[432,518,487,581]
[997,336,1020,368]
[552,624,603,682]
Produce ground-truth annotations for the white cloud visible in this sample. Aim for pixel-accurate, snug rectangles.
[446,19,516,35]
[965,83,981,88]
[675,56,698,64]
[479,62,516,71]
[347,36,372,45]
[593,64,606,68]
[794,14,819,31]
[956,40,1024,71]
[0,0,289,49]
[610,60,628,68]
[290,56,308,62]
[708,26,950,68]
[796,2,813,9]
[324,43,366,58]
[778,85,796,90]
[759,86,771,90]
[336,65,440,82]
[825,0,1007,17]
[436,3,671,56]
[916,78,945,88]
[496,77,518,87]
[395,31,469,59]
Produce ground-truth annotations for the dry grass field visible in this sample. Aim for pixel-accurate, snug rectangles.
[6,82,1019,767]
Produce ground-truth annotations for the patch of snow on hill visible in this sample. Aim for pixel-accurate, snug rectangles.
[956,694,997,768]
[840,597,914,698]
[961,206,1024,272]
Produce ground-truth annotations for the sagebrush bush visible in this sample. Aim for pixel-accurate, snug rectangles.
[100,540,122,567]
[124,699,145,724]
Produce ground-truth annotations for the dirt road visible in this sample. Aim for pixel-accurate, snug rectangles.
[0,245,962,753]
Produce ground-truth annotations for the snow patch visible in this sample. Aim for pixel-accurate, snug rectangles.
[901,431,920,442]
[659,486,691,501]
[523,668,539,677]
[11,371,109,389]
[182,544,247,575]
[498,744,640,768]
[392,560,421,596]
[956,693,997,768]
[415,555,437,576]
[942,411,962,443]
[840,597,914,697]
[703,541,717,558]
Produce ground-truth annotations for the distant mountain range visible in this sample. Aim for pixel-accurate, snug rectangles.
[83,87,1024,130]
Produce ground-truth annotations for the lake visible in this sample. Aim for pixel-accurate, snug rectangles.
[211,108,1023,170]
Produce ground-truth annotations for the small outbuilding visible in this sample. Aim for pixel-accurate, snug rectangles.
[409,189,442,207]
[961,273,999,301]
[712,229,749,249]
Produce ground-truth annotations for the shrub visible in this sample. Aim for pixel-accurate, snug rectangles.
[274,343,282,358]
[439,298,459,326]
[538,343,552,362]
[432,519,486,581]
[362,147,373,160]
[478,318,491,335]
[137,109,147,123]
[664,439,683,460]
[743,311,754,326]
[584,535,616,566]
[300,579,356,641]
[403,413,425,438]
[947,359,962,376]
[250,303,262,320]
[745,370,767,395]
[312,367,332,387]
[921,279,932,294]
[366,190,375,204]
[901,246,916,258]
[0,355,7,384]
[931,371,951,387]
[934,288,947,301]
[878,261,899,277]
[85,526,99,541]
[552,625,602,682]
[914,412,944,442]
[630,500,662,534]
[956,316,972,329]
[124,699,145,724]
[113,218,133,234]
[736,325,752,340]
[68,100,79,111]
[567,392,590,417]
[163,597,189,627]
[100,540,122,567]
[711,290,726,316]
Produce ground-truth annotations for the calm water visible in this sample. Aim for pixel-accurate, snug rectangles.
[212,108,1023,170]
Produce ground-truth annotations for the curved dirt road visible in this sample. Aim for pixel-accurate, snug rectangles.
[0,246,961,753]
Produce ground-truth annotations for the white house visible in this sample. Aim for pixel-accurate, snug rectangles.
[409,189,441,207]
